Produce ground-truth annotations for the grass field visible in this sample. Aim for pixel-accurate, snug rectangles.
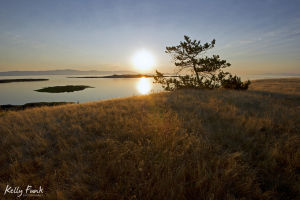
[0,78,299,199]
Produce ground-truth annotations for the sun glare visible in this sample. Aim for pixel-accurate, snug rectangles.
[133,50,154,70]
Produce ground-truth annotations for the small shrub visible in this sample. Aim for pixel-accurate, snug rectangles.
[221,74,251,90]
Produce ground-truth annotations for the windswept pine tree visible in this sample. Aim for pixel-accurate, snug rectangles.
[154,35,251,90]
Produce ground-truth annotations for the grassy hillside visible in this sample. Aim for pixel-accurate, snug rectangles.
[0,78,299,199]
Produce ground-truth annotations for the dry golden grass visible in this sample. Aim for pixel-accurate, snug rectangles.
[0,78,300,199]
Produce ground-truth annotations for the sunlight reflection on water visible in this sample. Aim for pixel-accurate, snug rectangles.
[137,77,150,94]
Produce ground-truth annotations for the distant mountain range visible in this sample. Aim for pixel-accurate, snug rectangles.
[254,73,300,76]
[0,69,137,76]
[1,70,299,77]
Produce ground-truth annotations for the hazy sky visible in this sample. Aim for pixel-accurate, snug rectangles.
[0,0,299,75]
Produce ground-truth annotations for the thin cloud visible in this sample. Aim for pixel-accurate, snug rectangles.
[247,48,300,56]
[264,19,300,38]
[225,38,262,48]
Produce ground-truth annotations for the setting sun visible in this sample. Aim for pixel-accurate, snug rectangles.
[133,50,154,70]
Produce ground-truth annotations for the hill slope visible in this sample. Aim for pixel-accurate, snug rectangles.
[0,78,299,199]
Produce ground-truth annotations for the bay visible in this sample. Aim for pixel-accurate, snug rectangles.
[0,75,164,105]
[0,74,299,105]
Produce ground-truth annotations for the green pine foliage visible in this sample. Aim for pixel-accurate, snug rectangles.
[154,36,250,91]
[221,74,251,90]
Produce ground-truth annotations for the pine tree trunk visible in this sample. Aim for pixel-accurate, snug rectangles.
[193,64,200,83]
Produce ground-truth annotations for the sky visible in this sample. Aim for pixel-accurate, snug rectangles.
[0,0,300,75]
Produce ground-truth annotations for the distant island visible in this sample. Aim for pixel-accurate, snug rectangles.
[69,74,153,78]
[68,74,179,78]
[35,85,94,93]
[0,78,49,83]
[0,69,137,76]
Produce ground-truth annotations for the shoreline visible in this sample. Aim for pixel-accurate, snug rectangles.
[0,78,49,83]
[0,102,74,111]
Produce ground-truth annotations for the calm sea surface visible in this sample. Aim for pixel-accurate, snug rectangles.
[0,75,164,105]
[0,74,298,105]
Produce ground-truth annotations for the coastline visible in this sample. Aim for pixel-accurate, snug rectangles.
[0,78,49,83]
[0,102,74,111]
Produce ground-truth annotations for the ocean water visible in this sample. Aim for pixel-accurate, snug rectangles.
[0,74,298,105]
[0,75,164,105]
